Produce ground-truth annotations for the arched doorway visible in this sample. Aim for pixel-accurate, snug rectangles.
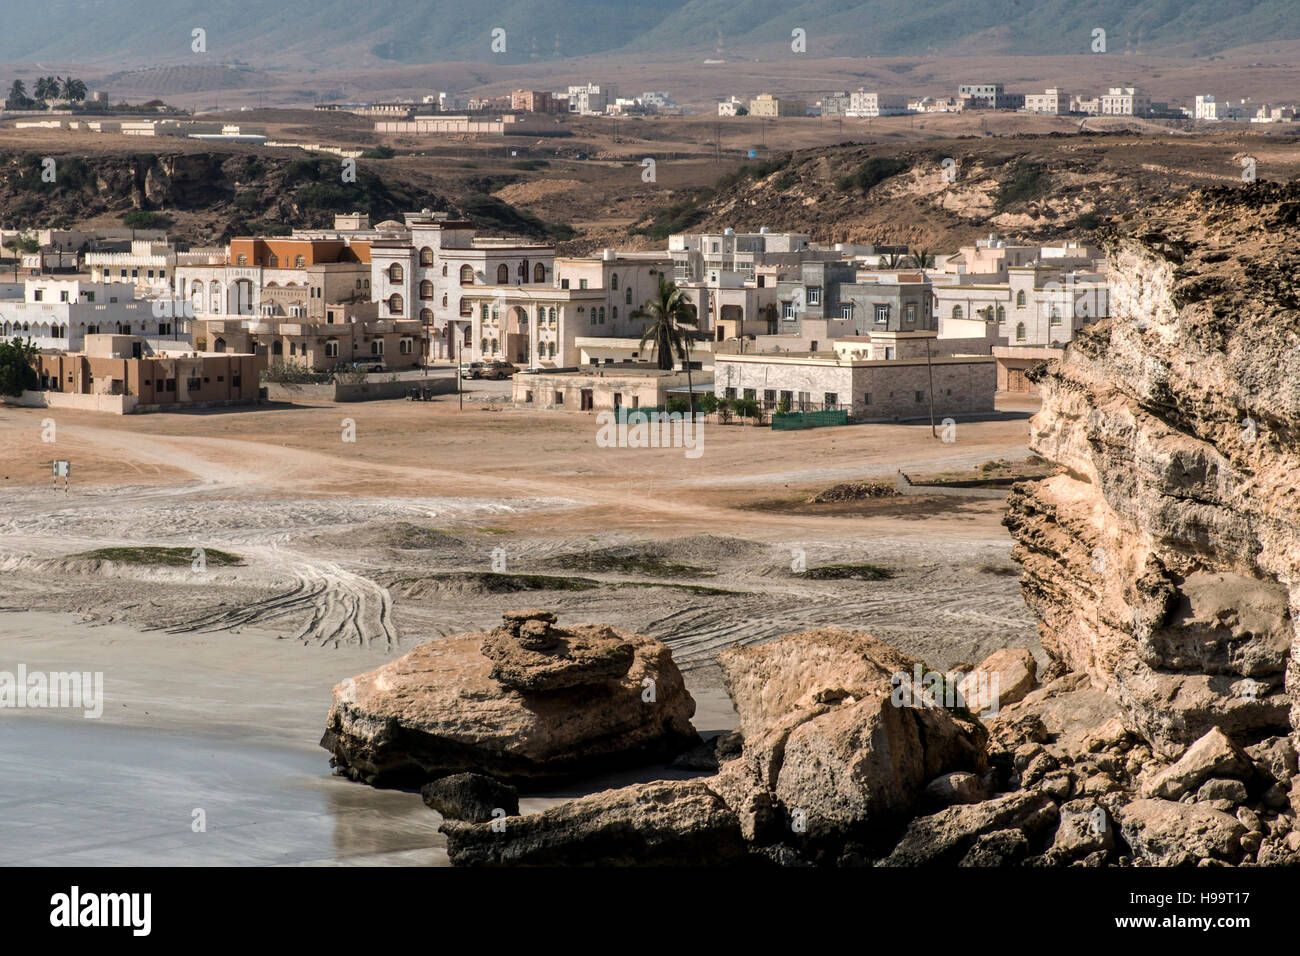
[504,306,530,365]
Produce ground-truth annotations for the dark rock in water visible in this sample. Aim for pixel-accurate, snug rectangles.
[421,773,519,823]
[441,779,754,866]
[321,609,698,787]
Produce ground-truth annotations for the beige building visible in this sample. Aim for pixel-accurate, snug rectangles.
[1025,89,1070,114]
[512,367,695,412]
[748,94,806,117]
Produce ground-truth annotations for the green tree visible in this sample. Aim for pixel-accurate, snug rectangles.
[34,76,58,101]
[633,276,700,414]
[61,78,88,101]
[7,79,29,108]
[908,247,935,269]
[878,252,905,269]
[0,337,38,397]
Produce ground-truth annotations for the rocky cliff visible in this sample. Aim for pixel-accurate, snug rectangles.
[1005,181,1300,758]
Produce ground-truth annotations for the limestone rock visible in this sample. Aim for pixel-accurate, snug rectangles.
[440,779,752,866]
[1141,728,1253,800]
[883,792,1058,866]
[480,610,634,692]
[922,771,987,810]
[1116,798,1246,866]
[957,647,1038,715]
[421,773,519,823]
[1049,800,1115,861]
[321,610,698,786]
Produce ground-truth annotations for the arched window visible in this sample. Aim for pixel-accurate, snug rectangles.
[388,263,404,283]
[289,342,297,356]
[459,297,471,316]
[534,262,545,283]
[1015,321,1026,341]
[625,288,632,304]
[496,264,509,284]
[1049,306,1061,325]
[388,294,404,314]
[419,280,434,300]
[460,265,474,285]
[548,341,556,358]
[490,338,498,353]
[996,305,1006,323]
[268,254,278,268]
[951,305,962,320]
[612,307,618,320]
[215,337,227,352]
[325,339,339,357]
[481,338,489,353]
[1016,290,1026,307]
[611,274,619,290]
[420,247,434,266]
[548,307,557,323]
[442,264,449,277]
[441,294,448,307]
[272,341,283,356]
[419,308,434,322]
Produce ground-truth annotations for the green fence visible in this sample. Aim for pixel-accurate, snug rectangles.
[770,409,850,431]
[613,405,670,424]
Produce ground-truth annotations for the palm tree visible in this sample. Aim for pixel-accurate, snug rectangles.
[879,252,905,269]
[7,80,28,108]
[61,77,87,102]
[633,276,700,414]
[33,76,57,101]
[908,247,934,269]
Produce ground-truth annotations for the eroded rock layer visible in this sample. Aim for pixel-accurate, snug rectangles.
[1005,182,1300,758]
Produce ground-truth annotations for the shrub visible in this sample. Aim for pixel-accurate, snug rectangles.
[834,156,910,194]
[121,210,173,229]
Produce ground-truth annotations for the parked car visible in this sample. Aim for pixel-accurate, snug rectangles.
[480,361,518,380]
[459,361,486,379]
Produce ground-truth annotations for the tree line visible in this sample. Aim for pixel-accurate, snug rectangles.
[6,76,89,109]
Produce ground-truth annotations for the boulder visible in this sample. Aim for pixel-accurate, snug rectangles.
[440,779,753,866]
[717,628,988,856]
[1194,778,1248,811]
[922,771,986,810]
[421,773,518,823]
[1049,800,1116,861]
[1140,727,1253,800]
[1115,799,1246,866]
[957,647,1038,716]
[959,829,1029,867]
[882,791,1058,866]
[320,610,698,786]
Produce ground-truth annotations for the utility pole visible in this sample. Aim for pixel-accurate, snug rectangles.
[456,331,463,411]
[926,334,937,438]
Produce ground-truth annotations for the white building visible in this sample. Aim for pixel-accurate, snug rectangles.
[846,90,910,117]
[566,84,616,115]
[1025,89,1070,114]
[717,97,747,117]
[1100,88,1151,116]
[0,278,190,351]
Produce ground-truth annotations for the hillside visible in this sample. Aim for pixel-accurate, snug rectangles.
[1,0,1296,67]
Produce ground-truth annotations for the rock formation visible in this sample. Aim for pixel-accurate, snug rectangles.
[1005,181,1300,758]
[320,609,699,785]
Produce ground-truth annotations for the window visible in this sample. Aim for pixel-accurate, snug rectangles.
[232,375,241,388]
[625,288,632,304]
[824,393,838,408]
[1016,290,1026,307]
[371,340,384,355]
[915,390,925,403]
[187,377,202,392]
[579,279,588,290]
[388,294,404,315]
[158,322,171,335]
[497,264,509,283]
[951,305,963,320]
[400,338,413,355]
[996,305,1006,323]
[33,290,42,301]
[534,263,546,282]
[325,340,339,357]
[85,292,94,302]
[460,265,474,285]
[268,255,278,268]
[420,280,434,300]
[864,392,872,405]
[420,308,434,323]
[807,286,822,305]
[519,261,529,282]
[611,274,619,290]
[905,304,916,324]
[598,307,605,324]
[840,304,853,320]
[388,263,404,283]
[782,301,796,319]
[481,338,489,353]
[1049,306,1062,326]
[164,378,176,391]
[560,279,570,289]
[875,304,890,324]
[554,391,564,405]
[1016,321,1027,341]
[459,298,471,316]
[420,247,434,266]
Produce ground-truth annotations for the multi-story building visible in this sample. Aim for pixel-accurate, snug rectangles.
[717,97,748,117]
[0,278,189,352]
[1025,89,1070,114]
[511,90,558,113]
[566,84,615,115]
[199,301,422,370]
[846,90,910,117]
[669,228,820,283]
[958,84,1025,110]
[748,94,807,118]
[774,263,934,349]
[818,93,851,116]
[368,211,555,362]
[1100,87,1151,116]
